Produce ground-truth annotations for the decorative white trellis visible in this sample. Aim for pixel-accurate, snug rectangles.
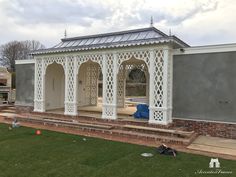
[102,53,118,119]
[34,47,173,125]
[34,56,66,112]
[117,63,126,108]
[148,49,172,124]
[83,62,99,106]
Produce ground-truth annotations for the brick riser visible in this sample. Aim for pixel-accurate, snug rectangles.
[26,114,196,142]
[3,116,195,146]
[12,106,236,140]
[173,119,236,139]
[29,111,174,129]
[119,126,194,139]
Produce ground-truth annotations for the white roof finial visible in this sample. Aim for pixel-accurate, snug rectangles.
[169,28,172,36]
[64,29,67,38]
[150,16,153,27]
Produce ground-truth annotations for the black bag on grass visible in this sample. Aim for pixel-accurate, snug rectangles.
[156,144,177,157]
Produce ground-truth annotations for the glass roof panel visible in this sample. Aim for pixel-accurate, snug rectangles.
[112,35,123,42]
[78,39,89,46]
[90,37,102,45]
[128,32,140,41]
[135,32,149,40]
[119,34,131,41]
[145,31,161,39]
[98,37,108,44]
[60,41,70,48]
[71,40,83,46]
[84,38,95,45]
[106,36,115,43]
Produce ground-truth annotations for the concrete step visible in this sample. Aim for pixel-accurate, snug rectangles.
[4,116,113,130]
[31,111,173,129]
[31,114,116,128]
[6,106,16,110]
[2,109,16,113]
[110,129,194,145]
[122,124,194,138]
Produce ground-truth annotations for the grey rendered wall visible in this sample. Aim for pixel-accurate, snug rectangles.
[173,51,236,123]
[15,63,34,106]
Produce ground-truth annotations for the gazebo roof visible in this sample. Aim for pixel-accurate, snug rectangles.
[32,27,189,55]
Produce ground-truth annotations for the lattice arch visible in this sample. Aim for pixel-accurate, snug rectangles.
[34,56,66,112]
[75,54,103,74]
[43,56,66,74]
[117,50,150,73]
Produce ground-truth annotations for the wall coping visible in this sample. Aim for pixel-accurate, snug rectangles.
[173,117,236,125]
[15,59,35,65]
[173,43,236,55]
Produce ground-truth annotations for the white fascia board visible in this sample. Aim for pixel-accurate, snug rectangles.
[173,43,236,55]
[15,59,35,65]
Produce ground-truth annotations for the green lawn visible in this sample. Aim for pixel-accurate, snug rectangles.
[0,123,235,177]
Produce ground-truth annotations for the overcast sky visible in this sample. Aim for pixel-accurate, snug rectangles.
[0,0,236,47]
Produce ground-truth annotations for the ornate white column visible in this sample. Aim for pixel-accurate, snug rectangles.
[145,71,149,103]
[102,53,118,119]
[88,63,99,106]
[148,48,172,125]
[64,56,78,116]
[117,63,126,108]
[34,58,46,112]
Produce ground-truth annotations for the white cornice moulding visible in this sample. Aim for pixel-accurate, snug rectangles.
[15,59,35,65]
[173,43,236,55]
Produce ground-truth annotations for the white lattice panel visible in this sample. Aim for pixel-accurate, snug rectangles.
[117,64,125,107]
[75,54,103,73]
[149,49,172,124]
[65,56,77,115]
[106,54,115,104]
[102,53,117,119]
[44,56,66,71]
[117,50,150,72]
[153,50,164,109]
[85,63,91,105]
[34,58,44,112]
[90,63,99,105]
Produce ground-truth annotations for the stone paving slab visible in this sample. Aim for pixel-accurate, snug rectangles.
[188,135,236,156]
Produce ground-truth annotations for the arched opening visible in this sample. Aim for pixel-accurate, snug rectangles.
[45,62,65,111]
[117,57,149,119]
[77,60,102,116]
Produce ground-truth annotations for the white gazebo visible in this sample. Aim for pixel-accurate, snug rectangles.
[31,27,188,125]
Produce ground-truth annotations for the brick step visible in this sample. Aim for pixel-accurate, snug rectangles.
[122,125,194,138]
[1,106,16,110]
[3,115,197,145]
[7,107,16,110]
[28,114,116,128]
[30,111,173,129]
[30,113,182,136]
[4,116,113,130]
[3,116,194,145]
[2,110,16,113]
[109,129,195,145]
[23,115,194,139]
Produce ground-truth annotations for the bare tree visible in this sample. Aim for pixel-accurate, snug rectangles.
[0,40,45,71]
[22,40,45,58]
